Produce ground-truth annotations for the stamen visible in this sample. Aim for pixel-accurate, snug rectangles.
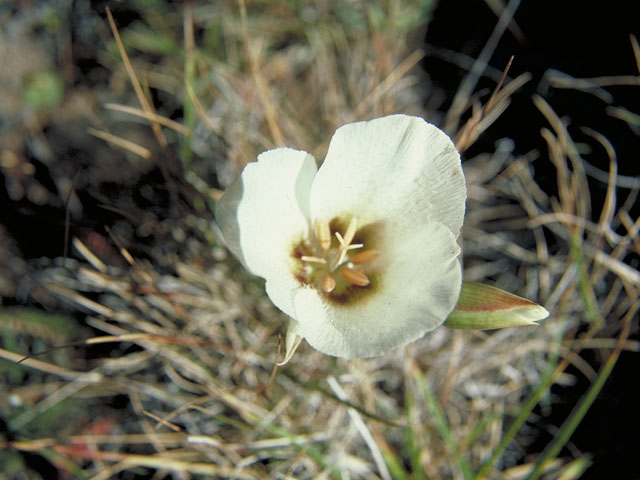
[349,249,378,265]
[341,267,370,287]
[343,218,358,246]
[316,220,332,251]
[331,248,348,272]
[322,275,336,293]
[299,216,373,295]
[301,255,327,264]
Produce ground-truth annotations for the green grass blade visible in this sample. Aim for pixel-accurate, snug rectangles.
[414,370,474,480]
[569,234,601,326]
[404,384,428,480]
[526,305,636,479]
[475,353,560,478]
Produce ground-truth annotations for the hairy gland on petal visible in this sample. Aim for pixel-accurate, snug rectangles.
[293,217,377,303]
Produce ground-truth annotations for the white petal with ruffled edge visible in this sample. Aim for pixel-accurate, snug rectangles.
[310,115,466,236]
[215,148,317,317]
[291,221,462,358]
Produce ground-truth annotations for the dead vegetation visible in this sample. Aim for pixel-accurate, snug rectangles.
[1,1,638,479]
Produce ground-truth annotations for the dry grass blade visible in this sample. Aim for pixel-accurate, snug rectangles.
[0,347,89,380]
[86,128,152,159]
[631,34,640,72]
[237,0,284,146]
[105,7,168,148]
[185,81,222,134]
[327,376,392,480]
[31,444,261,478]
[444,0,522,133]
[72,237,108,273]
[104,103,191,135]
[454,59,531,153]
[355,49,425,117]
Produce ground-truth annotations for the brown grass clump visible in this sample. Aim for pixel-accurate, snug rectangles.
[1,2,638,479]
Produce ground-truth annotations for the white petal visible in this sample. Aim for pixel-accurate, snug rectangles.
[215,148,317,316]
[292,221,462,358]
[310,115,466,236]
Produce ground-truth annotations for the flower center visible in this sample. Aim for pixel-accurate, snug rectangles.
[293,217,378,299]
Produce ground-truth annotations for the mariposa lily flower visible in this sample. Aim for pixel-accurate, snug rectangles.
[215,114,467,359]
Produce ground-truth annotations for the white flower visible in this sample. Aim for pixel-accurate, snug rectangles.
[215,114,466,359]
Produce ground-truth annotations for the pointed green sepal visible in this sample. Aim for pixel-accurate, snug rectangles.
[277,319,303,366]
[444,282,549,330]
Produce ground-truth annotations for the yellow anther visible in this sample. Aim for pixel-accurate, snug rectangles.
[341,267,370,287]
[322,275,337,293]
[316,220,332,251]
[349,249,377,265]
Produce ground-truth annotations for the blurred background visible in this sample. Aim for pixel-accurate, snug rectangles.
[1,1,638,479]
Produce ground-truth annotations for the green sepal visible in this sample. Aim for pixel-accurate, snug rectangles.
[444,282,549,330]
